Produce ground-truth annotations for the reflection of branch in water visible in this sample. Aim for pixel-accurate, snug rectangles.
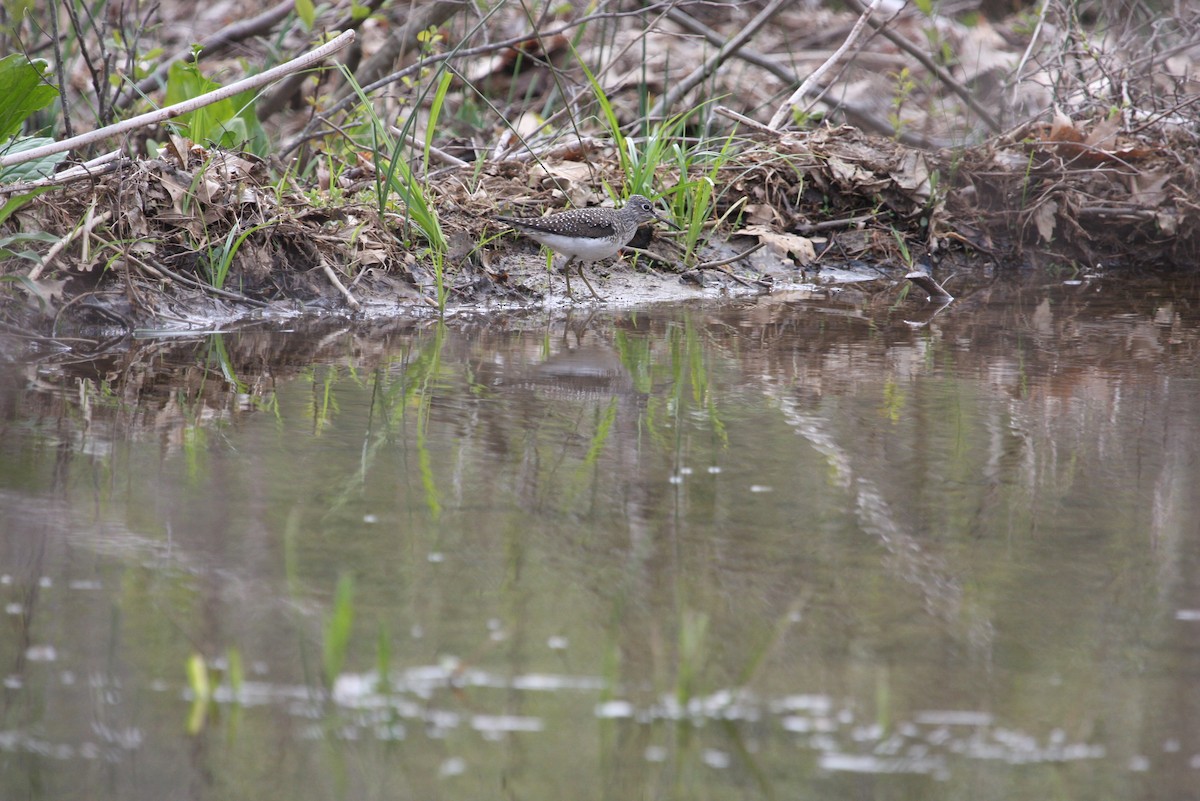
[905,271,954,302]
[902,271,954,328]
[903,300,954,328]
[765,380,994,654]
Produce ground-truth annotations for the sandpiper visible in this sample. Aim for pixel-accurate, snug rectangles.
[496,194,676,300]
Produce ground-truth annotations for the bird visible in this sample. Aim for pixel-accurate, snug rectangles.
[495,194,676,300]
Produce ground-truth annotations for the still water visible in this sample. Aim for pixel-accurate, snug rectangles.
[2,275,1199,800]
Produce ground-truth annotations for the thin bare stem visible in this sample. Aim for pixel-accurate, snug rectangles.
[768,0,883,130]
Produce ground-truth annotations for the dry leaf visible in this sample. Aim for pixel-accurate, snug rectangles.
[1033,199,1057,242]
[1130,170,1170,207]
[735,225,815,266]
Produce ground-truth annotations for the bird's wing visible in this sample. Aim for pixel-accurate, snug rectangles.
[497,215,618,238]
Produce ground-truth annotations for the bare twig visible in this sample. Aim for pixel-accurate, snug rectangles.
[47,1,73,140]
[696,243,765,271]
[0,151,126,195]
[768,0,883,130]
[31,208,112,281]
[281,3,682,157]
[388,126,469,168]
[145,259,269,308]
[257,0,391,119]
[794,215,877,234]
[845,0,1002,134]
[649,0,791,121]
[118,0,298,109]
[1009,0,1050,109]
[714,105,776,135]
[0,30,356,170]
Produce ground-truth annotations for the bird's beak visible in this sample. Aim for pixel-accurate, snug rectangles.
[654,210,682,230]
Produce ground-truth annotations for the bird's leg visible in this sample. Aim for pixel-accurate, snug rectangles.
[561,256,575,299]
[577,263,604,302]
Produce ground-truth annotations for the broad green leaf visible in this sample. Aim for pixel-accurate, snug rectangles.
[165,61,266,154]
[165,61,232,144]
[0,55,60,140]
[0,137,68,183]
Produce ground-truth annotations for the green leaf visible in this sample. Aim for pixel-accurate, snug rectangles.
[165,61,266,154]
[230,87,268,156]
[165,61,234,145]
[0,55,60,140]
[424,69,453,174]
[0,187,54,224]
[0,137,68,184]
[295,0,315,28]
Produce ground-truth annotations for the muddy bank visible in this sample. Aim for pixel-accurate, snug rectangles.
[4,115,1192,336]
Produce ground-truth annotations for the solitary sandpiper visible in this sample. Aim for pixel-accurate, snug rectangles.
[496,194,676,300]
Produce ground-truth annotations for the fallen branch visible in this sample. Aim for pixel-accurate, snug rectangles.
[321,259,362,311]
[696,242,765,271]
[146,259,269,308]
[0,151,125,195]
[0,30,356,170]
[905,270,954,302]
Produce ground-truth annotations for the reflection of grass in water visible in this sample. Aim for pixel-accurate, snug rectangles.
[614,329,654,394]
[676,609,709,708]
[595,598,805,797]
[642,317,728,455]
[581,397,619,469]
[299,364,341,437]
[308,323,449,523]
[412,323,446,522]
[185,647,244,735]
[322,573,355,689]
[205,334,246,392]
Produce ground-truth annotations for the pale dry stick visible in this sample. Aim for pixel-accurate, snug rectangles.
[696,242,765,271]
[647,0,792,121]
[1009,0,1050,110]
[495,2,680,162]
[768,0,884,130]
[905,271,954,302]
[257,0,389,119]
[0,151,126,195]
[31,209,112,281]
[321,258,361,311]
[715,105,776,134]
[700,38,940,143]
[508,136,608,163]
[0,30,356,170]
